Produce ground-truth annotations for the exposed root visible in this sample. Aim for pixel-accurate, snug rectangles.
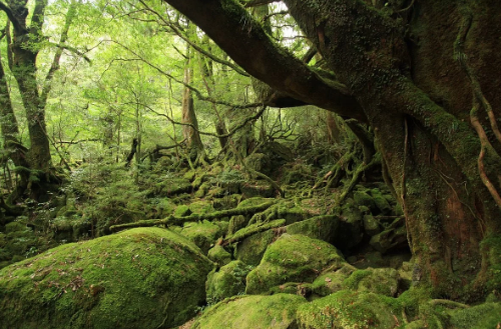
[110,201,277,232]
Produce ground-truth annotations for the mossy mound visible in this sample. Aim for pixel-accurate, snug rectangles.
[0,227,214,329]
[192,293,306,329]
[296,290,402,329]
[207,244,232,266]
[246,234,345,294]
[205,260,252,304]
[311,264,355,297]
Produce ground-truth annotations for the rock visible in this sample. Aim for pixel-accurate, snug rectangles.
[336,203,364,251]
[0,227,213,329]
[363,214,381,236]
[369,188,393,215]
[285,215,339,244]
[227,215,248,235]
[174,204,192,217]
[192,294,306,329]
[245,234,345,294]
[235,229,276,266]
[189,200,214,215]
[180,220,222,254]
[353,190,376,211]
[296,290,403,329]
[343,267,401,297]
[369,217,408,253]
[244,153,271,174]
[311,264,355,297]
[206,260,251,303]
[207,244,232,266]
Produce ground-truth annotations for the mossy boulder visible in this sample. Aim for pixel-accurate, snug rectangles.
[311,264,355,297]
[192,294,306,329]
[235,229,276,266]
[246,234,345,294]
[189,201,214,215]
[206,260,252,303]
[286,215,339,244]
[369,217,408,253]
[369,188,393,215]
[343,268,401,297]
[336,202,364,251]
[207,244,232,266]
[180,220,222,254]
[0,227,214,329]
[296,290,402,329]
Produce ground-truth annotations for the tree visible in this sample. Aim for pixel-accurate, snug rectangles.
[0,0,79,200]
[162,0,501,300]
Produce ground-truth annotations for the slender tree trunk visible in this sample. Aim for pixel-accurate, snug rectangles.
[181,44,204,161]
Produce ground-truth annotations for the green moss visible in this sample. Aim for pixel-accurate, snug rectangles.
[192,293,306,329]
[311,264,355,297]
[0,227,214,329]
[296,290,403,329]
[246,234,345,294]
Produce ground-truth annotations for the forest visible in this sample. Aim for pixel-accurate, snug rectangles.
[0,0,500,328]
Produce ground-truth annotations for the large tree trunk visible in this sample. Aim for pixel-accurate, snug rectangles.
[164,0,501,300]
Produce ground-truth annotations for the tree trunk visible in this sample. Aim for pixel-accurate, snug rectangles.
[181,46,204,161]
[164,0,501,300]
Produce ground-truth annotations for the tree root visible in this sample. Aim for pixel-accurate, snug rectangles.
[110,201,276,232]
[222,219,285,245]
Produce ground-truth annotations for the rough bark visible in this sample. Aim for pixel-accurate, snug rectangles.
[163,0,501,300]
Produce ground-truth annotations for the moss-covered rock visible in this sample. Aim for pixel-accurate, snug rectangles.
[353,190,376,211]
[207,244,232,266]
[180,220,222,254]
[246,234,345,294]
[343,267,400,297]
[50,215,91,242]
[311,264,355,297]
[189,200,214,215]
[362,214,381,236]
[369,217,408,253]
[0,227,214,329]
[285,215,339,244]
[336,202,364,251]
[235,229,276,266]
[205,260,252,303]
[296,290,402,329]
[192,294,306,329]
[369,188,393,215]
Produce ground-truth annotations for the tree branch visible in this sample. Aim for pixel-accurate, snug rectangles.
[162,0,365,121]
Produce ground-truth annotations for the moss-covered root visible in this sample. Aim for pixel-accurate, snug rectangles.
[246,234,345,294]
[192,294,306,329]
[110,201,277,232]
[0,228,214,329]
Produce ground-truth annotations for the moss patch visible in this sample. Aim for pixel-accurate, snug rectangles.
[0,227,214,329]
[205,260,252,304]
